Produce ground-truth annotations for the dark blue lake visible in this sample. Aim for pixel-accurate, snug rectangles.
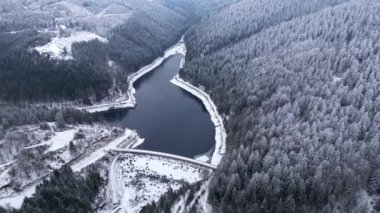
[102,54,215,158]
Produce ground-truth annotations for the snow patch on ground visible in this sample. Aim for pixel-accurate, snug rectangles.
[47,129,76,152]
[171,75,226,166]
[35,31,107,60]
[333,75,342,83]
[194,148,213,163]
[194,154,211,163]
[0,184,37,209]
[108,60,115,67]
[23,128,76,152]
[1,30,26,35]
[110,153,212,213]
[79,37,186,113]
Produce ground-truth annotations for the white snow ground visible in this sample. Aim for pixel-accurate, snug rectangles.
[0,184,37,209]
[194,148,213,163]
[23,127,76,152]
[35,31,108,60]
[110,153,212,213]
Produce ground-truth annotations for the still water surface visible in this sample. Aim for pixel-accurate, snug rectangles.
[103,54,215,158]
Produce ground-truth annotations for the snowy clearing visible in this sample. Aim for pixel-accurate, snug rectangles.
[23,127,76,152]
[171,75,226,166]
[108,153,212,213]
[35,31,108,60]
[0,184,37,209]
[79,37,186,113]
[47,129,76,152]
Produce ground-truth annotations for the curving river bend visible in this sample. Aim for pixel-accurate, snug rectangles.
[102,54,215,158]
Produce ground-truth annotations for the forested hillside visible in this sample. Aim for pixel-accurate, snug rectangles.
[0,0,190,102]
[0,166,102,213]
[107,4,188,74]
[185,0,350,59]
[181,0,380,211]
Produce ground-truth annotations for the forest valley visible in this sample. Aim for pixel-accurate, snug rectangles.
[0,0,379,212]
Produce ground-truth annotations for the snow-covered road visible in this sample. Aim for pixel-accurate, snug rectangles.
[109,156,120,207]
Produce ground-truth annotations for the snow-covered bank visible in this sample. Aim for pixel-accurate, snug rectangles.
[194,148,213,163]
[107,153,212,213]
[171,75,226,166]
[79,38,186,113]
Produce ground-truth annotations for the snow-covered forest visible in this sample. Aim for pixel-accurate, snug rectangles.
[0,0,190,102]
[179,0,380,212]
[1,0,379,212]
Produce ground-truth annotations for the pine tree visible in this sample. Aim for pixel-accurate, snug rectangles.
[55,112,66,129]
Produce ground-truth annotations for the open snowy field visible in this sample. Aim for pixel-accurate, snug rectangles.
[35,31,108,60]
[107,153,212,213]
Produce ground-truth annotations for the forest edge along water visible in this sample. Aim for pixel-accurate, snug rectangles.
[94,39,226,164]
[101,53,216,159]
[101,55,226,164]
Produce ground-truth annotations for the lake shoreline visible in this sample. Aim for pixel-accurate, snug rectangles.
[79,38,186,113]
[170,75,226,166]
